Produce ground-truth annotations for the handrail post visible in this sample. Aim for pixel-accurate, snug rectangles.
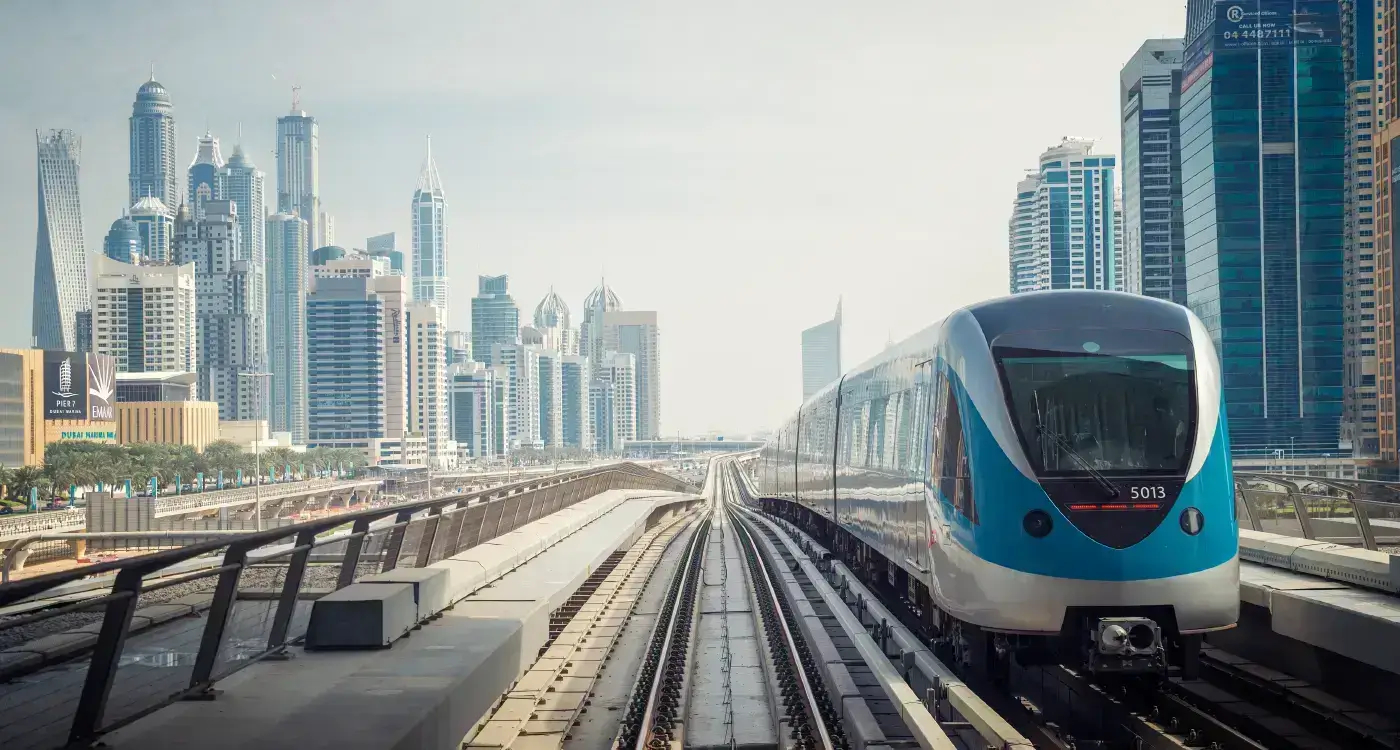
[188,541,254,693]
[1234,480,1263,532]
[414,506,444,568]
[336,517,372,590]
[1351,499,1380,551]
[381,507,417,572]
[68,567,144,745]
[268,528,318,650]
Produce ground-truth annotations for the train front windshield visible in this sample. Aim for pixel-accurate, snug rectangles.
[993,328,1195,477]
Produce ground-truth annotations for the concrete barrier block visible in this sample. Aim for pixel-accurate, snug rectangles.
[304,582,417,650]
[430,558,489,599]
[1292,544,1396,593]
[360,567,452,620]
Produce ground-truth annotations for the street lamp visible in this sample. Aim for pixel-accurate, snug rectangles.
[239,372,273,532]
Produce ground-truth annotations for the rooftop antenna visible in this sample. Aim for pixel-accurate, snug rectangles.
[291,84,302,112]
[149,62,155,81]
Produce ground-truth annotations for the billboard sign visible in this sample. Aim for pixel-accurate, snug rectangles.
[1215,0,1339,49]
[87,353,116,422]
[43,350,87,420]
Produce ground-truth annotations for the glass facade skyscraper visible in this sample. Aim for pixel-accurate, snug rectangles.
[277,107,320,251]
[412,137,449,316]
[1181,0,1347,456]
[188,132,224,222]
[33,129,90,352]
[217,146,266,266]
[267,213,309,442]
[471,275,520,368]
[129,79,177,211]
[307,277,387,452]
[1121,39,1188,304]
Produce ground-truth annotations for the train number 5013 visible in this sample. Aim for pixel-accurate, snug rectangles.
[1130,486,1167,500]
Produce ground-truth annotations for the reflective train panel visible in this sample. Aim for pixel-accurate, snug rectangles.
[757,290,1239,675]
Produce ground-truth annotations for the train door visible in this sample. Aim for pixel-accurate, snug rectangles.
[910,359,935,576]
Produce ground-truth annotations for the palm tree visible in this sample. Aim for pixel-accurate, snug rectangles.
[10,466,50,507]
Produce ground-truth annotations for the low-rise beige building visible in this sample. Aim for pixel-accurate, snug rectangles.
[116,401,220,451]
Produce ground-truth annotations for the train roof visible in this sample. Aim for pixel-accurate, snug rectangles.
[965,290,1194,343]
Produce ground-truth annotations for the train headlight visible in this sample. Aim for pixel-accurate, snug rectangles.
[1023,510,1053,538]
[1094,617,1161,657]
[1180,507,1204,536]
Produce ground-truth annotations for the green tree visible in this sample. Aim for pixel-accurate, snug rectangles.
[10,466,50,505]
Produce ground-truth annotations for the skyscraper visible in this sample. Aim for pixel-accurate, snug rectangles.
[406,303,451,467]
[174,201,265,422]
[217,145,266,265]
[277,101,320,250]
[801,300,842,401]
[560,355,592,451]
[602,310,661,439]
[449,361,496,459]
[188,132,224,222]
[534,289,580,355]
[318,211,335,247]
[596,351,637,447]
[471,275,520,367]
[1121,39,1187,304]
[1181,0,1345,456]
[129,78,177,211]
[1341,0,1380,457]
[1372,1,1400,460]
[92,256,197,374]
[33,130,90,351]
[1008,173,1041,294]
[1008,138,1123,293]
[536,348,564,449]
[412,137,448,314]
[307,277,387,457]
[129,196,173,263]
[267,213,309,442]
[492,342,541,451]
[103,213,141,264]
[580,280,622,372]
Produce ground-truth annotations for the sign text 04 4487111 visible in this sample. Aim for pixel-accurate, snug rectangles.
[1214,0,1340,50]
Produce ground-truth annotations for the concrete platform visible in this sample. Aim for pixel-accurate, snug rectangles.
[1239,561,1400,676]
[100,489,701,750]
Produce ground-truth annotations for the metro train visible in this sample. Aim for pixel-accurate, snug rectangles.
[756,290,1238,677]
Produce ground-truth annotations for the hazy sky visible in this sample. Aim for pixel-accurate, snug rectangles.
[0,1,1187,436]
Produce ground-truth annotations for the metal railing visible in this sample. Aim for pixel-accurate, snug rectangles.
[0,509,87,541]
[0,462,690,750]
[1234,472,1400,552]
[150,477,376,517]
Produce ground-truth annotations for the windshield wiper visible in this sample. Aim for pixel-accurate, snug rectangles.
[1037,426,1120,498]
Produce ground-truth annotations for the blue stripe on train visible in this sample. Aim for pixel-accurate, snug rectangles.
[939,361,1238,582]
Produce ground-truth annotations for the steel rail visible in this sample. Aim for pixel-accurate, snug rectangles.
[731,506,836,750]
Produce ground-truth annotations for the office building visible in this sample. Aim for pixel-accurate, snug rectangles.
[492,342,540,451]
[74,312,91,355]
[129,196,173,264]
[267,213,310,442]
[560,355,592,451]
[594,352,637,449]
[406,303,451,467]
[580,280,622,371]
[33,130,91,352]
[590,380,617,453]
[103,213,141,264]
[602,310,660,439]
[1341,0,1381,457]
[412,137,449,314]
[1181,0,1345,456]
[449,361,495,459]
[188,132,224,221]
[115,371,197,403]
[801,300,842,400]
[0,350,120,467]
[367,232,405,275]
[277,102,320,250]
[306,276,387,458]
[1008,138,1123,293]
[536,348,564,449]
[216,145,266,265]
[173,201,266,422]
[1120,39,1187,303]
[116,400,219,450]
[129,78,178,211]
[314,253,390,279]
[472,275,520,367]
[91,256,197,375]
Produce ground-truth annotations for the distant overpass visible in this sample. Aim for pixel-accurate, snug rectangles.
[624,439,763,457]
